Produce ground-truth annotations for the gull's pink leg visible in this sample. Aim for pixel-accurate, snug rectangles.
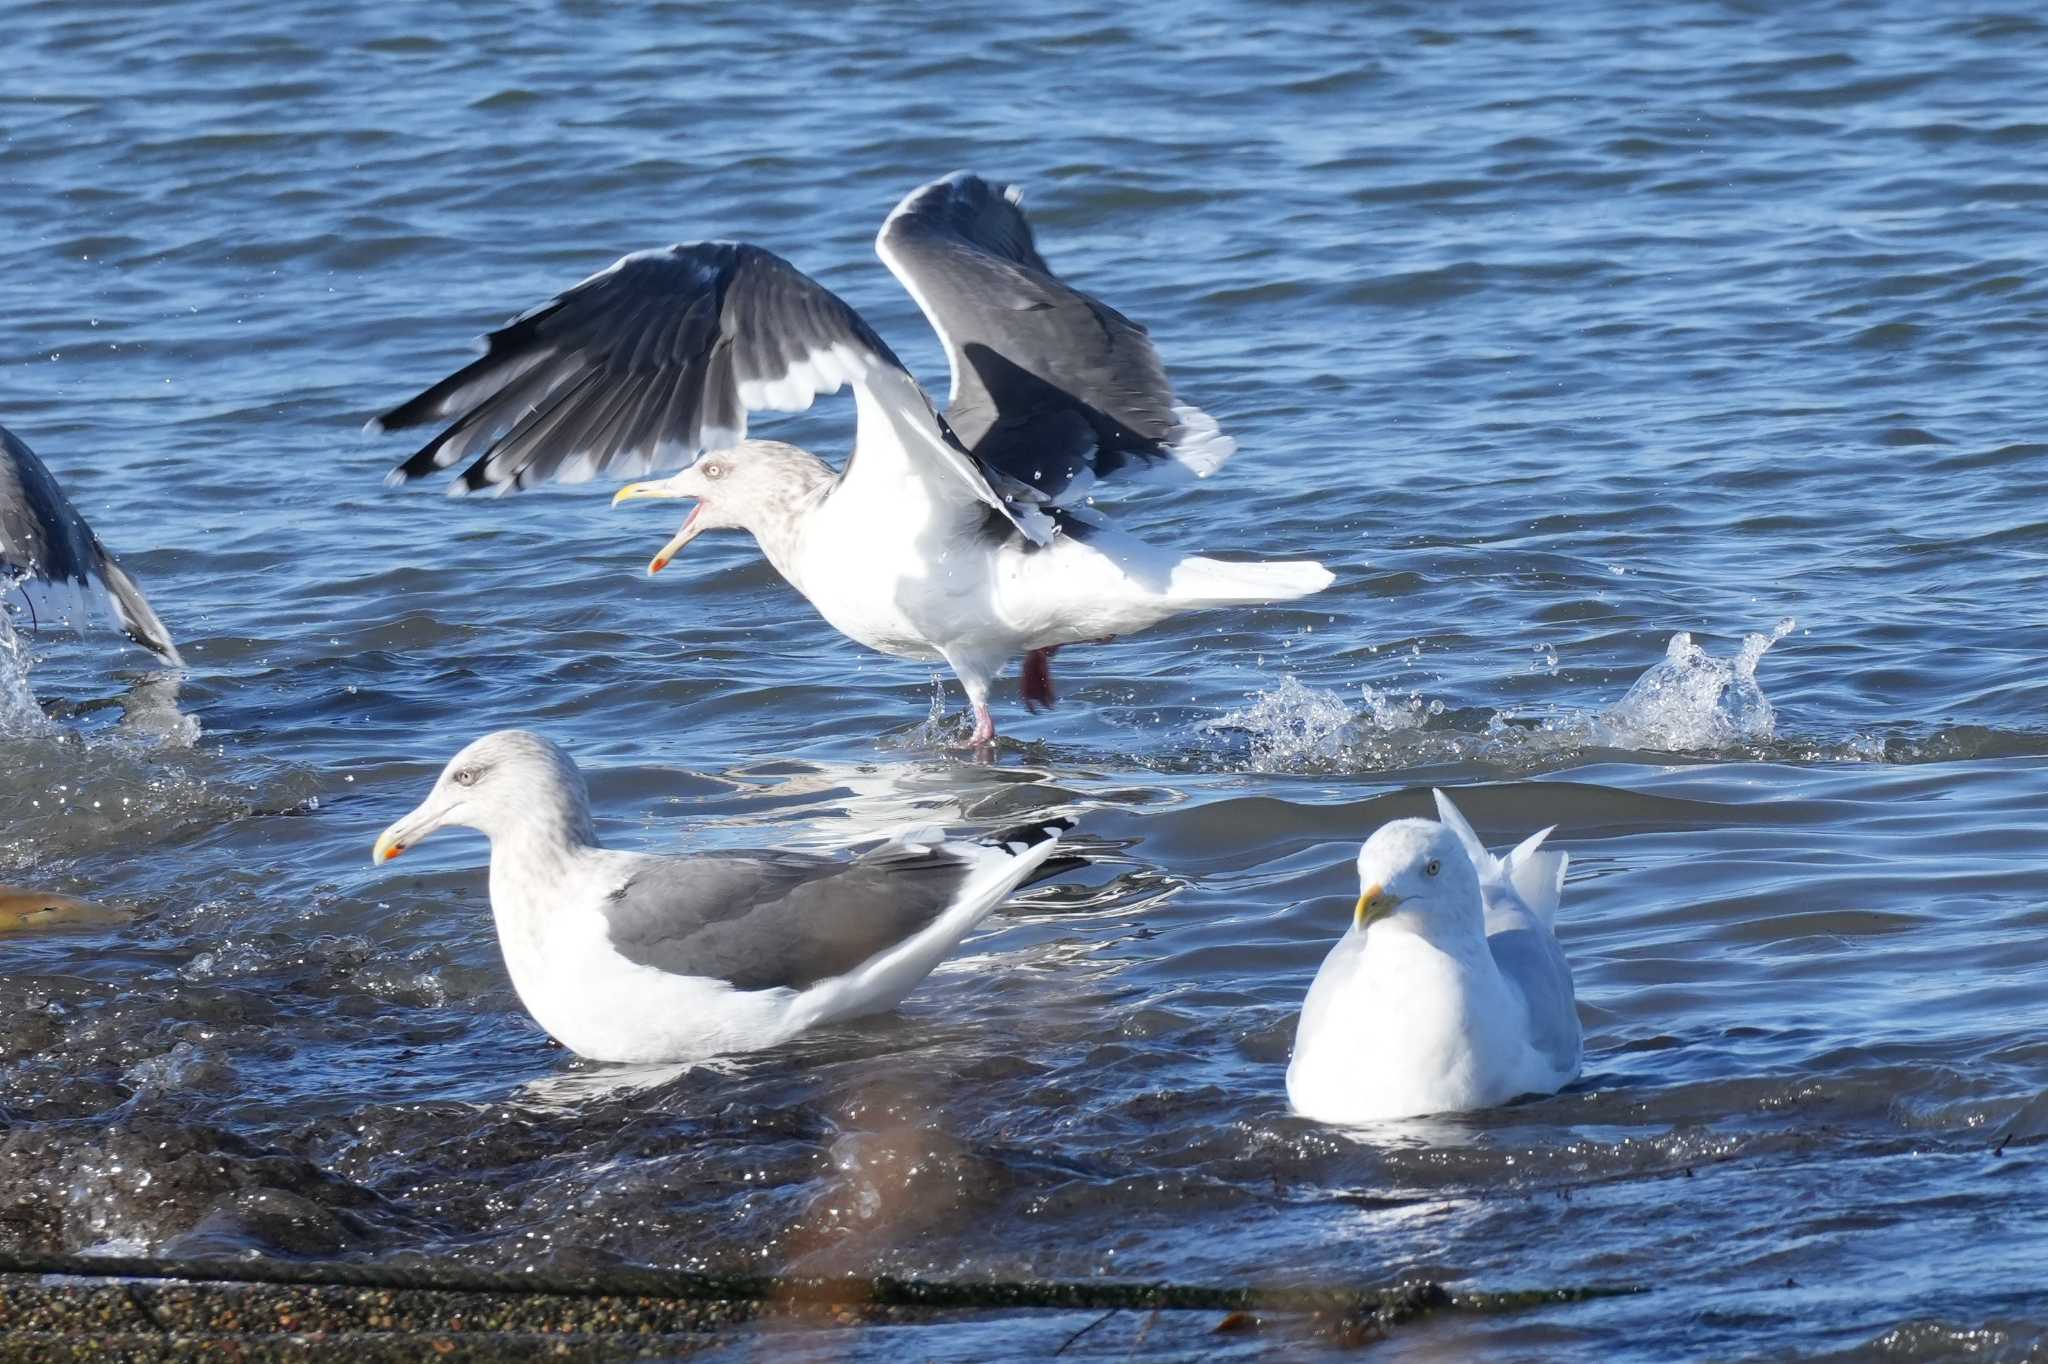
[964,702,997,748]
[940,653,1000,751]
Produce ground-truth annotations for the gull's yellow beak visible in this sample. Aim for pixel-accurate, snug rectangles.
[372,799,448,866]
[1354,883,1403,929]
[610,480,680,508]
[612,481,705,575]
[646,513,704,574]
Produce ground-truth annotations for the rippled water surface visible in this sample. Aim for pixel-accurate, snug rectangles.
[4,2,2046,1358]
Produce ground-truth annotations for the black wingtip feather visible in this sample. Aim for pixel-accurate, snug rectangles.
[373,353,492,433]
[988,816,1075,853]
[894,171,1051,274]
[372,388,445,434]
[984,816,1084,887]
[392,435,453,484]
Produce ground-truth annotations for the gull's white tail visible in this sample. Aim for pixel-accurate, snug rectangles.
[1165,555,1333,608]
[788,818,1069,1030]
[1503,829,1568,927]
[1433,787,1569,927]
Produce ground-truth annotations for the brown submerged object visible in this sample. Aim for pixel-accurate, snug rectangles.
[0,886,132,932]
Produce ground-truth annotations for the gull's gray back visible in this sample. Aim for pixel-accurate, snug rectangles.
[599,843,981,993]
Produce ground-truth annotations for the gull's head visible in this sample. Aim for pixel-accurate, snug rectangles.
[372,729,591,864]
[1350,814,1484,943]
[609,440,831,575]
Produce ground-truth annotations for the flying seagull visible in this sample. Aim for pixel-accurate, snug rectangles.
[1287,789,1580,1124]
[1,422,180,666]
[372,729,1074,1062]
[370,172,1331,745]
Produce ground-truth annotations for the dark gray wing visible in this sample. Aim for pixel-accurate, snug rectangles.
[875,172,1236,505]
[373,241,1015,514]
[0,424,180,665]
[600,842,980,993]
[600,818,1073,993]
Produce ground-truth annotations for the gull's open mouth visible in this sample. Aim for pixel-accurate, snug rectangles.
[649,501,706,574]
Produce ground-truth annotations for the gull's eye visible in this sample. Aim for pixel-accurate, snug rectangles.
[1425,859,1441,877]
[702,462,725,480]
[453,767,479,787]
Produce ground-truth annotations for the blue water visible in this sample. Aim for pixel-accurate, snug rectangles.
[3,2,2046,1358]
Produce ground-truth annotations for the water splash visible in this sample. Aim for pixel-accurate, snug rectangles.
[1594,618,1795,750]
[0,590,201,749]
[0,613,50,736]
[880,674,963,751]
[1205,620,1802,774]
[1207,675,1354,768]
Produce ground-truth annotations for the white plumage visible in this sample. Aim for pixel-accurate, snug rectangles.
[372,730,1069,1063]
[1287,789,1581,1125]
[372,173,1333,744]
[620,426,1331,745]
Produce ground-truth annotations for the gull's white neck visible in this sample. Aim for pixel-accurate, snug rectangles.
[484,803,601,968]
[1366,911,1495,967]
[752,479,833,590]
[1358,918,1520,1059]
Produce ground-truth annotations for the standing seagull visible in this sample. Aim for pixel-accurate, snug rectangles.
[370,172,1331,744]
[372,730,1072,1062]
[1,423,180,666]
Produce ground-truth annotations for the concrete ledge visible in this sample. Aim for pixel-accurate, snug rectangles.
[0,1255,1638,1360]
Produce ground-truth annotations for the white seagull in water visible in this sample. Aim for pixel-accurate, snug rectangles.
[1,422,179,666]
[372,730,1073,1062]
[371,172,1332,745]
[1287,790,1580,1124]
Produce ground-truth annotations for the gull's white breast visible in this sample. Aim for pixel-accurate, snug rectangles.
[792,468,995,662]
[1286,928,1538,1124]
[489,860,797,1064]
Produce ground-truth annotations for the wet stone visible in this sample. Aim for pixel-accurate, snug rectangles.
[0,1119,388,1255]
[163,1187,360,1259]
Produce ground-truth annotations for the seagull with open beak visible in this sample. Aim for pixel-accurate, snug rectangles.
[369,175,1332,749]
[610,434,1329,749]
[609,439,828,580]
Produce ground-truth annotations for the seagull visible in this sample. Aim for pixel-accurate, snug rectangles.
[371,729,1074,1063]
[370,172,1332,745]
[1,422,179,666]
[1287,789,1580,1124]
